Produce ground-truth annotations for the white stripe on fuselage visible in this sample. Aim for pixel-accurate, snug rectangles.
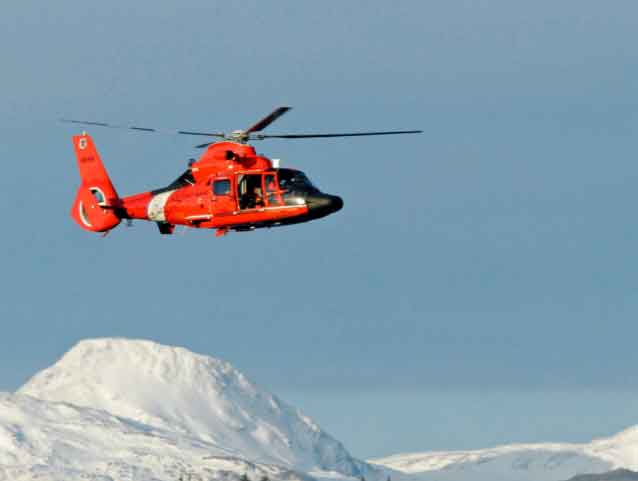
[147,190,175,222]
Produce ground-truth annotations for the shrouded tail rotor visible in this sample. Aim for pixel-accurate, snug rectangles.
[70,133,122,233]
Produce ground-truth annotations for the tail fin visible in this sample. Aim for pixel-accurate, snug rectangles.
[70,133,122,232]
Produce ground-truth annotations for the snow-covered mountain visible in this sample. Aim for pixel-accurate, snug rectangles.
[564,469,638,481]
[2,338,378,481]
[370,426,638,481]
[5,337,638,481]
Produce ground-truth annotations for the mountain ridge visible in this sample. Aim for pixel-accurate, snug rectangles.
[5,338,378,481]
[370,425,638,481]
[5,337,638,481]
[563,468,638,481]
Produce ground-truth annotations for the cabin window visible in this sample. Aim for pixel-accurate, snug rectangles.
[213,179,231,196]
[264,174,283,207]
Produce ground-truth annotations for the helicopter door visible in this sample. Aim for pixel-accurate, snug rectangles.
[264,173,283,207]
[238,174,265,210]
[211,177,235,215]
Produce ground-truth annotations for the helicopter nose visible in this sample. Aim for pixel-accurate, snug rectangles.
[306,194,344,218]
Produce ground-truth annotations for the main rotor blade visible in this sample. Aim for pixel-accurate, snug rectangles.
[253,130,423,140]
[195,141,216,149]
[59,118,226,138]
[244,106,292,134]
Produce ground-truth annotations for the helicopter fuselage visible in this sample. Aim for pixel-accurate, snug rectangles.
[71,136,343,236]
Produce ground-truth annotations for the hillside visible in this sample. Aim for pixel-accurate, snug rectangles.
[6,337,638,481]
[371,425,638,481]
[564,469,638,481]
[3,338,378,481]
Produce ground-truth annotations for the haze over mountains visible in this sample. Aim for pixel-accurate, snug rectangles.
[2,338,638,481]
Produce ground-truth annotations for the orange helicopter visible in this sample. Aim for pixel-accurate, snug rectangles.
[64,107,421,236]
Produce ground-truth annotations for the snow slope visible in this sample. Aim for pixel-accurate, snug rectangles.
[6,337,638,481]
[564,469,638,481]
[370,426,638,481]
[5,338,377,481]
[0,392,314,481]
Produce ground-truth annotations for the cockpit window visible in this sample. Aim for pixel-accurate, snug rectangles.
[275,168,319,207]
[277,169,318,193]
[264,174,283,206]
[265,175,277,193]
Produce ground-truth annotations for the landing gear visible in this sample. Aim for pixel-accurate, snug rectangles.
[157,222,175,235]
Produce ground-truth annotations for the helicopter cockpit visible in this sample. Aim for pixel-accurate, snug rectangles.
[276,168,319,204]
[237,169,317,209]
[235,168,342,218]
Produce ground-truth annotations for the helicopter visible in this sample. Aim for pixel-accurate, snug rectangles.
[64,107,421,236]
